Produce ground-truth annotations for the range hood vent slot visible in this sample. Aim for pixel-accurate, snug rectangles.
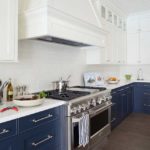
[36,36,90,47]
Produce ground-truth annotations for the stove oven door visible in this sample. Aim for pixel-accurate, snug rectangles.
[71,115,90,150]
[89,103,112,148]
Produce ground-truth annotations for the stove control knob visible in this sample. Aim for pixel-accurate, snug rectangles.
[81,104,87,111]
[97,98,102,104]
[77,105,82,113]
[88,101,91,107]
[106,96,112,101]
[91,98,96,106]
[71,107,78,114]
[103,96,107,102]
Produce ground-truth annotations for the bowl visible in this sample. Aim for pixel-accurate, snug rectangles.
[125,74,132,81]
[107,80,120,84]
[13,98,44,107]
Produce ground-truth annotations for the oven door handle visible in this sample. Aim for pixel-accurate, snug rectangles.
[89,102,112,116]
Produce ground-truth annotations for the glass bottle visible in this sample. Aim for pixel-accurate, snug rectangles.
[7,79,13,101]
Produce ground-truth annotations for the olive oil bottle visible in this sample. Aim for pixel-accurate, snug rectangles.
[7,79,13,101]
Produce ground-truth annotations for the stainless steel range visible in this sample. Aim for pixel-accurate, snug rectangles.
[45,86,112,150]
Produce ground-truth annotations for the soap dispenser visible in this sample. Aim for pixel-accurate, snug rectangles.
[137,68,144,80]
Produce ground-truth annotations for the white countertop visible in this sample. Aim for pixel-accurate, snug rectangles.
[0,99,66,124]
[105,79,150,90]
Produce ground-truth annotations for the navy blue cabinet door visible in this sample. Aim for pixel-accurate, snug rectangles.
[133,84,144,113]
[121,90,128,119]
[0,137,17,150]
[18,121,59,150]
[127,87,133,114]
[111,92,119,128]
[111,91,122,128]
[143,88,150,114]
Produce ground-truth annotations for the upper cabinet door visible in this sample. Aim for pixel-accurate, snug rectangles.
[140,32,150,64]
[140,15,150,32]
[127,16,139,33]
[0,0,18,62]
[127,33,139,64]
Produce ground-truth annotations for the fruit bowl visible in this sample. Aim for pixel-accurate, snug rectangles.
[107,77,120,84]
[107,80,120,84]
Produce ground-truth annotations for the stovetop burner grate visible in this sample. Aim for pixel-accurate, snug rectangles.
[45,90,90,101]
[72,86,107,91]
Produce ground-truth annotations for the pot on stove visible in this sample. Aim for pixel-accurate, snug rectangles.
[52,76,70,93]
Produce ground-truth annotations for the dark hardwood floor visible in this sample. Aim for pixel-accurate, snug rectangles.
[102,113,150,150]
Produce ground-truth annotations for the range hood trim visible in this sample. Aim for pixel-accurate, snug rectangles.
[19,5,108,47]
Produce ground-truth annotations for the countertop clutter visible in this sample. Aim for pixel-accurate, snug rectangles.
[0,99,66,124]
[0,79,149,124]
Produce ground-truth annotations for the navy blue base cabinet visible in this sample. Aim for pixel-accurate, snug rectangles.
[111,82,150,129]
[0,105,67,150]
[111,84,134,129]
[134,82,150,114]
[0,137,17,150]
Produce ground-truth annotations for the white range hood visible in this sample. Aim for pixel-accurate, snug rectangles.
[19,0,107,47]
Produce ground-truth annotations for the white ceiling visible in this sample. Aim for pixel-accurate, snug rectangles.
[111,0,150,14]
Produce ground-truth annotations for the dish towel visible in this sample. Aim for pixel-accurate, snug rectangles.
[79,113,89,147]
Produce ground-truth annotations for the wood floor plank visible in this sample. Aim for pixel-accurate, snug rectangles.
[102,113,150,150]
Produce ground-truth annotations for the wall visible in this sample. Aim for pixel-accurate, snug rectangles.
[0,40,87,92]
[0,40,149,94]
[119,65,150,80]
[85,65,120,79]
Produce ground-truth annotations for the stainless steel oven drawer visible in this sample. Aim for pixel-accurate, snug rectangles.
[90,125,110,147]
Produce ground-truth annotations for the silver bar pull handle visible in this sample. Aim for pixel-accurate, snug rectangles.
[144,104,150,107]
[112,103,116,106]
[144,93,150,96]
[0,129,9,135]
[111,118,116,123]
[32,114,53,123]
[32,135,53,147]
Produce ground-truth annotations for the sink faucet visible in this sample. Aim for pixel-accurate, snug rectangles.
[137,68,144,80]
[0,80,10,104]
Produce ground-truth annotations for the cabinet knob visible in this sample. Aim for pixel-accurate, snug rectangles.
[0,129,9,135]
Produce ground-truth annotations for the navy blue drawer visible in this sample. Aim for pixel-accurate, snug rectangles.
[143,89,150,95]
[19,108,59,133]
[19,121,59,150]
[0,120,17,141]
[134,82,150,88]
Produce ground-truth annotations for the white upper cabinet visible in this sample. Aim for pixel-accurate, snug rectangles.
[140,32,150,64]
[113,29,126,64]
[127,33,139,64]
[86,0,127,65]
[140,15,150,31]
[127,16,139,33]
[0,0,18,62]
[127,13,150,64]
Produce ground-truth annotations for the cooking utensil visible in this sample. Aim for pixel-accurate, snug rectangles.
[52,75,71,93]
[52,80,69,93]
[0,106,18,112]
[66,75,71,81]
